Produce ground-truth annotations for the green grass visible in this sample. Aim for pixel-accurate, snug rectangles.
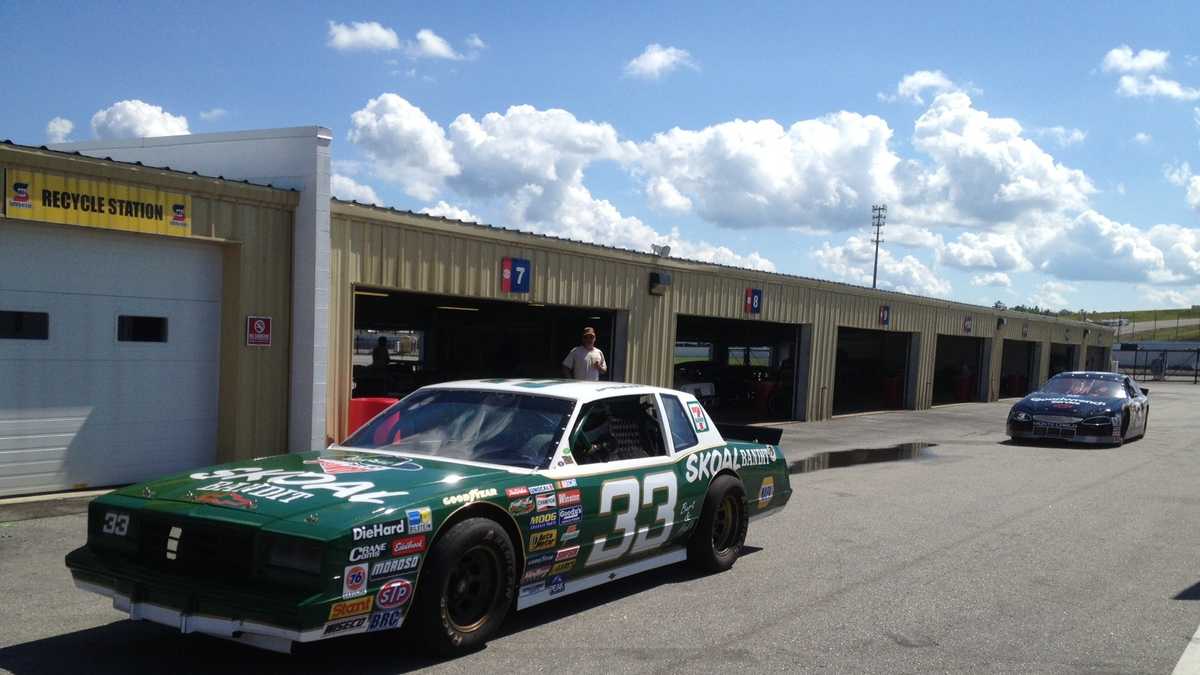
[1069,309,1200,323]
[1121,325,1200,341]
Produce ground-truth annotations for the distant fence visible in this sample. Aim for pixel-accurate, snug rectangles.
[1112,342,1200,383]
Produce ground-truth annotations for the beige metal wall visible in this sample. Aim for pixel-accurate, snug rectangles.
[328,202,1115,438]
[1,145,298,463]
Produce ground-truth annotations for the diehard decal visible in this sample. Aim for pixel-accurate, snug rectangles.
[352,520,405,541]
[684,446,776,483]
[342,564,368,599]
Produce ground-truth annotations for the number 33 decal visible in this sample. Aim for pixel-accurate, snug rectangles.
[586,471,677,567]
[102,512,129,536]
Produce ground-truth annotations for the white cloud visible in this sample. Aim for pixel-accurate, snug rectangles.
[406,29,462,60]
[645,176,693,212]
[420,200,480,223]
[45,117,73,143]
[327,20,400,51]
[1029,281,1075,309]
[885,223,945,250]
[1034,126,1087,147]
[90,100,189,139]
[1133,131,1152,144]
[1136,285,1198,307]
[347,93,460,200]
[1036,210,1172,282]
[1148,224,1200,281]
[1164,162,1200,211]
[466,34,486,50]
[879,70,957,104]
[813,233,950,297]
[331,174,381,204]
[941,231,1030,271]
[1101,45,1200,100]
[199,108,227,121]
[970,272,1011,288]
[624,44,697,80]
[1116,182,1127,195]
[1102,45,1170,74]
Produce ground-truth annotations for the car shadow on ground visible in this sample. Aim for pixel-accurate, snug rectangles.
[1000,437,1145,450]
[0,552,758,675]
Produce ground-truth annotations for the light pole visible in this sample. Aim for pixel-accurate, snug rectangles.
[871,204,887,289]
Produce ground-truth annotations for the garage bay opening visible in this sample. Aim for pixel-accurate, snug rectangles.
[1049,343,1078,378]
[999,339,1039,398]
[352,288,619,399]
[833,327,915,415]
[933,335,989,405]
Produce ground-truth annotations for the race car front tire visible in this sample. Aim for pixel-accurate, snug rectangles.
[414,517,516,656]
[687,474,749,574]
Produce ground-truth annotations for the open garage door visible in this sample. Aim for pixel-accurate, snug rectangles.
[1049,343,1077,377]
[352,289,619,399]
[999,339,1038,398]
[933,335,988,405]
[0,221,221,496]
[673,315,804,423]
[833,327,914,415]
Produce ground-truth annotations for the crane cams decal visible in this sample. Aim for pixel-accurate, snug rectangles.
[684,446,777,483]
[189,467,409,504]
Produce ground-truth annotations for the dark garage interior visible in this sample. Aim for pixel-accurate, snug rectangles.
[1085,345,1108,371]
[352,288,618,399]
[673,315,803,423]
[999,339,1038,398]
[832,327,913,415]
[1049,343,1078,378]
[933,335,987,405]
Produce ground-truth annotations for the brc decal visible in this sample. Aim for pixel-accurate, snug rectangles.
[529,530,557,552]
[375,578,413,609]
[352,520,405,541]
[391,535,427,557]
[328,596,374,620]
[442,487,499,506]
[406,507,433,533]
[529,511,558,531]
[367,609,405,633]
[342,564,368,599]
[508,496,534,516]
[556,489,581,507]
[371,554,420,579]
[505,486,529,499]
[684,446,776,484]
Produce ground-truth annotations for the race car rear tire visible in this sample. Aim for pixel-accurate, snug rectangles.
[687,474,748,574]
[414,517,516,656]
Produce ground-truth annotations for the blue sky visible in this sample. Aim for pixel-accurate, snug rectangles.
[3,1,1199,312]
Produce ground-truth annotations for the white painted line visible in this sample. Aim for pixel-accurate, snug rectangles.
[1172,621,1200,674]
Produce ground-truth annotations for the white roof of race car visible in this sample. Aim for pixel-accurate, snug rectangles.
[422,379,690,404]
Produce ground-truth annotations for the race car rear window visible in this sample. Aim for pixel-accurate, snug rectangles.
[661,395,699,451]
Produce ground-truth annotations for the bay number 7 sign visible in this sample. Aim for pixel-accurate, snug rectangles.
[502,257,532,294]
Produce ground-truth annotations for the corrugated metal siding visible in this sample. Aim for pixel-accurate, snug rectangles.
[328,203,1116,436]
[1,146,297,464]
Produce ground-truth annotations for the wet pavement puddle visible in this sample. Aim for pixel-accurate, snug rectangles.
[789,442,937,475]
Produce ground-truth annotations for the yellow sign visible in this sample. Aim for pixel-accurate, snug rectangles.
[3,167,192,237]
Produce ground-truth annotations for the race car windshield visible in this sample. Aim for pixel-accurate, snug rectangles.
[1040,377,1125,398]
[342,389,575,469]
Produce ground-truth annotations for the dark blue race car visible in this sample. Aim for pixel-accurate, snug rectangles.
[1007,371,1150,446]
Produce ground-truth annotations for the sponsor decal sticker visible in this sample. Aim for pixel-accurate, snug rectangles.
[551,560,575,575]
[684,446,775,483]
[367,608,405,633]
[527,551,555,567]
[549,574,566,596]
[505,486,530,499]
[375,578,413,609]
[529,511,558,531]
[349,542,389,562]
[529,529,557,552]
[758,476,775,508]
[558,505,583,525]
[406,507,433,533]
[527,483,555,495]
[442,487,499,506]
[555,545,580,562]
[342,564,368,599]
[508,496,535,516]
[304,458,411,475]
[561,524,580,543]
[521,565,552,584]
[194,492,256,509]
[555,479,578,489]
[390,535,427,557]
[322,615,368,637]
[9,182,32,209]
[371,554,421,580]
[328,596,374,620]
[556,489,581,507]
[188,467,409,505]
[352,520,405,541]
[519,582,544,598]
[536,493,557,512]
[688,402,709,432]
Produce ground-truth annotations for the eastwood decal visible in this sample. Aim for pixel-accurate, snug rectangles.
[390,535,427,557]
[189,467,409,504]
[684,446,777,483]
[442,487,499,506]
[352,520,405,541]
[371,554,421,579]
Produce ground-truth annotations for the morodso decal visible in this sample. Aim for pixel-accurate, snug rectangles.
[188,467,409,505]
[683,446,776,483]
[371,554,420,580]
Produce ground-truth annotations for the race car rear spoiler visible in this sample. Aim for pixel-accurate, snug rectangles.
[716,424,783,446]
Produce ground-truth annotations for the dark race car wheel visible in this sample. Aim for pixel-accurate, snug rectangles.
[687,474,749,574]
[414,517,516,656]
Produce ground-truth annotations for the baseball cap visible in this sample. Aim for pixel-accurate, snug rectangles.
[582,327,596,337]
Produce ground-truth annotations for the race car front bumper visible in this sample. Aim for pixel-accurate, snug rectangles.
[1007,420,1120,445]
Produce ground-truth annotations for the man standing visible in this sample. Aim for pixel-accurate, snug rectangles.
[562,327,608,381]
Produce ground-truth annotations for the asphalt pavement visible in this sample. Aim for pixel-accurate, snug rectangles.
[3,384,1200,674]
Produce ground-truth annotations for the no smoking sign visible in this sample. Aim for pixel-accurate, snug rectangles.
[246,315,272,347]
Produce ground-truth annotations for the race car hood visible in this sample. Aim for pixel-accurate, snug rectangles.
[107,448,518,527]
[1014,394,1120,417]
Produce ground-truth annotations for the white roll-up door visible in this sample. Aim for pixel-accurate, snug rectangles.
[0,220,221,496]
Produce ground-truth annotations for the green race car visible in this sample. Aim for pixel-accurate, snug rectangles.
[66,379,791,655]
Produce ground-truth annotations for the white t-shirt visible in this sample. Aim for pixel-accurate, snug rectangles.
[562,346,606,381]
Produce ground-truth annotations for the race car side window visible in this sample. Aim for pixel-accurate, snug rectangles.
[568,394,668,465]
[660,394,699,452]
